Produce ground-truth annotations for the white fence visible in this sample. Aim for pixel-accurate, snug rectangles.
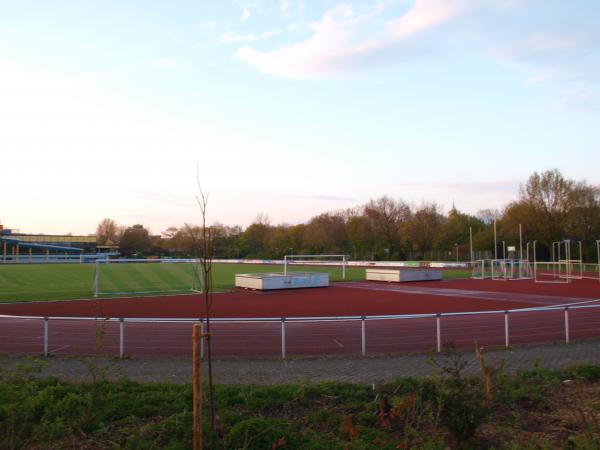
[2,302,600,359]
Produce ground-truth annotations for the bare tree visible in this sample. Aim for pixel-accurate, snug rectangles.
[95,218,119,245]
[194,169,217,448]
[364,196,411,259]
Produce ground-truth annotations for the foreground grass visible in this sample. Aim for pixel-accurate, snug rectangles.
[2,358,600,449]
[0,262,471,303]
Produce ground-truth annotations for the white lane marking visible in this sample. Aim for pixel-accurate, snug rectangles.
[49,345,71,353]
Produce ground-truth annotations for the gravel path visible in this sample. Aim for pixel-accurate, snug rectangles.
[2,340,600,385]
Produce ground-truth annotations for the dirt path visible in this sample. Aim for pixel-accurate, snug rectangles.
[2,340,600,385]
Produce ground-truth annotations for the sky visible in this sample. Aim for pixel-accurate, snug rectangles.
[1,0,599,235]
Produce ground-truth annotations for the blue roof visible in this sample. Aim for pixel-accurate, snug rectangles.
[0,237,83,253]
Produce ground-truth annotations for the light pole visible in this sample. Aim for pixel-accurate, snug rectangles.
[469,226,474,262]
[454,243,459,263]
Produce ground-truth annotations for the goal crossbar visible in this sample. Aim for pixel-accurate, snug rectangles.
[283,254,348,280]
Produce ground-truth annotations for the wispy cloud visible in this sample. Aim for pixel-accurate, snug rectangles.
[492,27,600,112]
[219,31,256,44]
[395,179,521,194]
[277,193,358,202]
[197,20,217,30]
[241,7,251,22]
[262,28,282,39]
[154,58,184,71]
[236,0,477,79]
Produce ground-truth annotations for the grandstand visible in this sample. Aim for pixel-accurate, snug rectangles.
[0,224,118,262]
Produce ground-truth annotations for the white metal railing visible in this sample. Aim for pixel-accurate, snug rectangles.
[3,301,600,359]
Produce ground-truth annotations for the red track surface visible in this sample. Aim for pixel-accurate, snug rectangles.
[1,278,599,358]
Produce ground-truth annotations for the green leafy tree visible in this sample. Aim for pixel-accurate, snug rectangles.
[118,224,151,256]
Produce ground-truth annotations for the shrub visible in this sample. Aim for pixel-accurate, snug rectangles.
[224,417,302,449]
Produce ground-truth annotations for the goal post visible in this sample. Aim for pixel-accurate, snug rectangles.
[283,254,348,280]
[94,258,202,298]
[533,240,571,284]
[471,259,490,279]
[472,259,531,280]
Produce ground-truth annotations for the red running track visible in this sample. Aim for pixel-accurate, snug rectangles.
[0,278,599,358]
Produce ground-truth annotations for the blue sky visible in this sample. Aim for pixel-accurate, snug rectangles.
[1,0,599,234]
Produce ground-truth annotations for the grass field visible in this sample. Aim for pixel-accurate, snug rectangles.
[0,262,471,303]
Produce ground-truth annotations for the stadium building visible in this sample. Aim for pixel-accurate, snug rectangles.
[0,224,118,262]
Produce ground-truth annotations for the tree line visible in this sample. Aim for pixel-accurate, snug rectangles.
[96,170,600,261]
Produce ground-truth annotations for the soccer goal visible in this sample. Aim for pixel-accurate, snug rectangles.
[533,240,571,284]
[93,258,202,297]
[283,254,348,281]
[490,259,533,281]
[471,259,492,279]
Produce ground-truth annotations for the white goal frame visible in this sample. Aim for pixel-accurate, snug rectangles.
[283,254,348,280]
[533,240,571,284]
[94,258,202,297]
[471,259,491,279]
[490,259,532,281]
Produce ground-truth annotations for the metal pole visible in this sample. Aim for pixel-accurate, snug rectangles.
[469,226,473,262]
[436,314,441,353]
[533,240,538,282]
[519,224,523,260]
[343,255,346,280]
[578,241,583,278]
[94,260,99,297]
[597,240,600,283]
[44,317,49,356]
[119,318,125,358]
[281,319,286,359]
[564,307,570,344]
[200,319,205,360]
[361,317,366,356]
[284,255,287,275]
[494,219,498,260]
[504,311,509,347]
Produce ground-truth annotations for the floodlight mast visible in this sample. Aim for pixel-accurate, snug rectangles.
[519,224,523,260]
[597,240,600,283]
[494,219,498,260]
[469,227,473,262]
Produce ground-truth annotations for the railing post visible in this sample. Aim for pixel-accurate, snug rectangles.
[119,318,125,358]
[361,317,366,356]
[44,317,49,357]
[200,319,204,360]
[436,314,441,353]
[504,311,509,348]
[564,307,570,344]
[281,319,286,359]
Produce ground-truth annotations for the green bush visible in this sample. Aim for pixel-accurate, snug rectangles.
[437,377,489,445]
[3,362,600,449]
[224,417,302,449]
[565,365,600,381]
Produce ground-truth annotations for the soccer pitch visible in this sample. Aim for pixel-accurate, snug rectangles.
[0,263,365,303]
[0,262,470,303]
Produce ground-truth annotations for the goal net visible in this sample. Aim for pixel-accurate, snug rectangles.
[534,261,570,284]
[471,259,492,279]
[283,254,348,281]
[491,259,533,281]
[533,240,585,284]
[472,259,532,280]
[94,259,202,297]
